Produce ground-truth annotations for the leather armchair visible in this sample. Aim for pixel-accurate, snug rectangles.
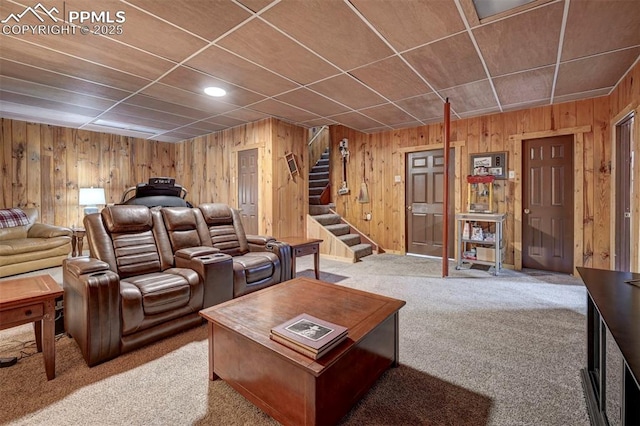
[62,205,231,366]
[196,203,292,297]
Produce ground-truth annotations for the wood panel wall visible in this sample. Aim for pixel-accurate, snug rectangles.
[2,61,637,272]
[173,118,307,238]
[329,61,640,272]
[0,119,175,227]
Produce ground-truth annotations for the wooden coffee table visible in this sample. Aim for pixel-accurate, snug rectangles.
[0,274,63,380]
[199,277,406,426]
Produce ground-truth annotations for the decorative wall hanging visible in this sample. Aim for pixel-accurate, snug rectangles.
[285,152,299,180]
[338,138,350,195]
[469,152,507,179]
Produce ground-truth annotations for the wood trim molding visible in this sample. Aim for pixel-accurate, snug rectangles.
[509,126,592,142]
[512,128,588,274]
[610,102,639,272]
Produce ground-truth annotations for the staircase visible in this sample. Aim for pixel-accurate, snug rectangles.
[307,148,376,262]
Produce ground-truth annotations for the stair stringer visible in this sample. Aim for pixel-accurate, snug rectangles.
[307,215,358,263]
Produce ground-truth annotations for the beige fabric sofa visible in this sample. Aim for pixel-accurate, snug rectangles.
[0,208,72,278]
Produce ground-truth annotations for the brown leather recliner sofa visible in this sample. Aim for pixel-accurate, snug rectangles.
[0,208,72,278]
[196,203,292,297]
[63,205,233,366]
[63,204,292,366]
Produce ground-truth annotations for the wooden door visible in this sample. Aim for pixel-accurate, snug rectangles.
[615,114,633,271]
[523,136,574,273]
[238,148,258,235]
[406,149,454,258]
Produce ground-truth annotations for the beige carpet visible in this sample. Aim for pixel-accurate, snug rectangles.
[0,254,590,425]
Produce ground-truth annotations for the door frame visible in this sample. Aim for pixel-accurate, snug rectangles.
[611,103,639,272]
[399,141,464,255]
[510,125,591,274]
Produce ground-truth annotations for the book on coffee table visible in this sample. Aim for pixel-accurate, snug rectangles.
[270,313,348,359]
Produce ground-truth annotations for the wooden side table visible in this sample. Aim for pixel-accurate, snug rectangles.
[279,237,323,279]
[71,227,86,257]
[0,275,63,380]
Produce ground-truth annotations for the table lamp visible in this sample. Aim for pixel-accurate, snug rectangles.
[79,187,106,215]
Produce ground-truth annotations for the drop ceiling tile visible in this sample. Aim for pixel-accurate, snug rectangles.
[126,0,251,41]
[359,103,417,126]
[222,108,270,123]
[327,111,382,131]
[0,76,117,110]
[275,88,350,117]
[493,66,555,106]
[124,95,213,120]
[0,59,131,101]
[59,0,208,62]
[394,92,445,121]
[158,67,266,107]
[553,88,611,104]
[473,2,563,76]
[300,118,337,128]
[555,48,640,97]
[0,103,95,128]
[562,0,640,61]
[188,121,228,133]
[261,0,393,70]
[249,99,320,123]
[350,56,433,101]
[108,103,195,126]
[308,74,386,110]
[141,83,239,115]
[0,91,103,118]
[236,0,275,13]
[456,106,501,118]
[1,39,151,92]
[440,80,498,113]
[350,0,465,52]
[403,33,486,90]
[97,111,178,131]
[217,19,340,84]
[185,46,298,96]
[201,115,245,128]
[1,26,175,80]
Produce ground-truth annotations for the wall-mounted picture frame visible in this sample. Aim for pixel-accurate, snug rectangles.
[469,151,507,179]
[285,152,299,179]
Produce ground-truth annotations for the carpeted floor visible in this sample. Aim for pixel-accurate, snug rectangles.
[0,254,591,425]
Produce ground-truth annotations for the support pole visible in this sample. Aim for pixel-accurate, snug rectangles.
[442,99,451,277]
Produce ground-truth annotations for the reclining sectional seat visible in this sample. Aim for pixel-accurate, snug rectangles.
[63,204,232,366]
[196,203,292,297]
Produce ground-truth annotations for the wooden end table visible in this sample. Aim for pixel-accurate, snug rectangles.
[279,237,322,279]
[71,227,86,257]
[0,274,63,380]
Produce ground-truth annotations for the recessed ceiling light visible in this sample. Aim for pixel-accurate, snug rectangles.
[204,87,226,97]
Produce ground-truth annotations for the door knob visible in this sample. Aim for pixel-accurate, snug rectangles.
[524,208,530,214]
[407,205,412,211]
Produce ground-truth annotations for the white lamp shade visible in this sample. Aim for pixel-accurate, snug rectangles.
[79,187,106,206]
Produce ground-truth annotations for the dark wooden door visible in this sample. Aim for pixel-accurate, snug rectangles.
[615,114,633,271]
[523,136,573,273]
[406,149,454,258]
[238,148,258,235]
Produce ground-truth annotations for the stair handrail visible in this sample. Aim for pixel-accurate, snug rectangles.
[307,125,328,146]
